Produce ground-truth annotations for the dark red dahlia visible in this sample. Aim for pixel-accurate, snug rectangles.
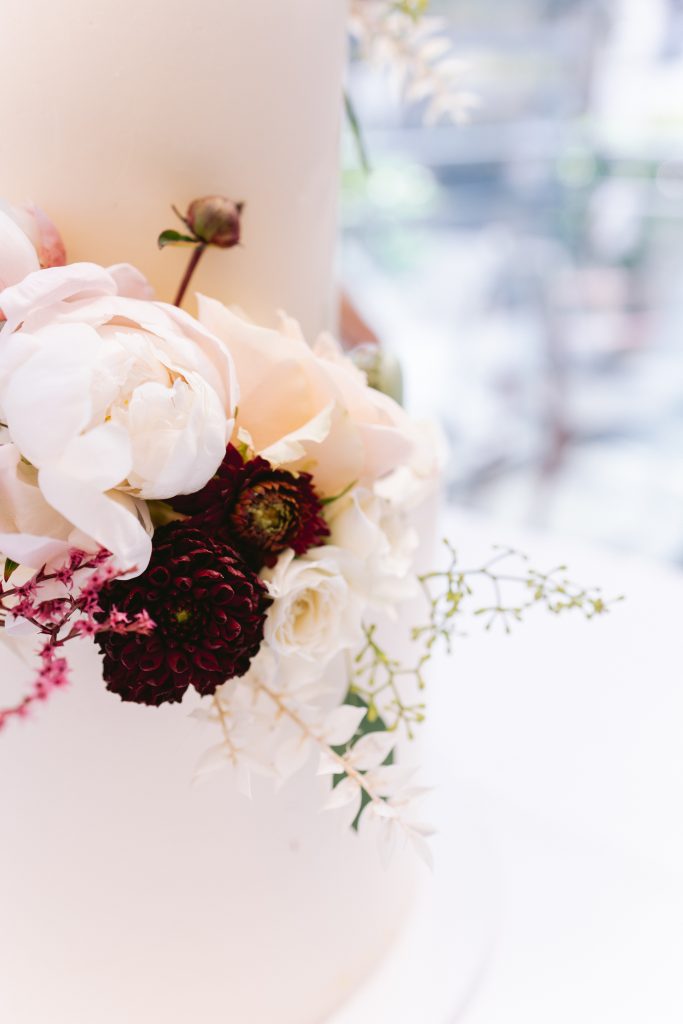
[94,521,270,706]
[170,445,329,568]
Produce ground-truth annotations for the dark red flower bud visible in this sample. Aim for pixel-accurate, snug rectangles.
[185,195,242,248]
[170,445,330,569]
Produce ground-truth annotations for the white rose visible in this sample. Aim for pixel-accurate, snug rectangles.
[327,487,419,613]
[262,548,364,665]
[0,263,237,572]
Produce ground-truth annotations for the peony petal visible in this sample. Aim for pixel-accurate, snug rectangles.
[359,422,416,483]
[0,262,117,333]
[259,402,334,466]
[119,374,228,499]
[38,463,152,574]
[20,203,67,269]
[0,327,98,466]
[0,531,71,570]
[0,444,75,567]
[0,209,40,292]
[107,263,154,300]
[156,300,239,415]
[44,422,133,491]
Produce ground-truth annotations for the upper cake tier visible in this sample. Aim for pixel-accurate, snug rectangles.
[0,0,347,337]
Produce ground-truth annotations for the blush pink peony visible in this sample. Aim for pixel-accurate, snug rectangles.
[0,200,66,294]
[198,297,418,496]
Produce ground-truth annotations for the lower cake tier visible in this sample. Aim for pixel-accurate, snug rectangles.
[0,638,414,1024]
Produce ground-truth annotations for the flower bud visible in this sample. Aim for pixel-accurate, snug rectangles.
[349,343,404,406]
[185,195,242,248]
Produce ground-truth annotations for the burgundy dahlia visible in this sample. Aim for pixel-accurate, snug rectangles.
[170,445,329,568]
[94,521,270,706]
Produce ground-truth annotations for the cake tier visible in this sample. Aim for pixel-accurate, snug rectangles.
[0,0,347,336]
[0,638,413,1024]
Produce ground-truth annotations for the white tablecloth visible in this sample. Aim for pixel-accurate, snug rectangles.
[332,507,683,1023]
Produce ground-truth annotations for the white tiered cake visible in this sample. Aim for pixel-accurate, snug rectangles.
[0,4,419,1024]
[0,0,345,338]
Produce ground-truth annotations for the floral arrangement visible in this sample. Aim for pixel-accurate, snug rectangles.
[0,198,610,863]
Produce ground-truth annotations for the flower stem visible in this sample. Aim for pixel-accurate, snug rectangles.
[344,92,371,175]
[174,243,207,308]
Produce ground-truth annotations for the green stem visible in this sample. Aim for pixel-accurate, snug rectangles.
[344,91,371,175]
[174,243,207,308]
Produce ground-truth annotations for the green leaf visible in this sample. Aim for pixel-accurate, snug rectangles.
[3,558,19,582]
[157,229,198,249]
[344,92,371,176]
[393,0,429,18]
[321,479,357,507]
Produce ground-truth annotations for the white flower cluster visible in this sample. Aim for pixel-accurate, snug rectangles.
[194,646,435,867]
[191,443,438,862]
[349,0,479,125]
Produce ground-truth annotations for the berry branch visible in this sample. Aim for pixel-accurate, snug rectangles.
[350,543,619,736]
[0,550,154,729]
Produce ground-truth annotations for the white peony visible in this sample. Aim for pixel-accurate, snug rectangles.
[0,262,237,573]
[0,443,104,569]
[262,547,364,666]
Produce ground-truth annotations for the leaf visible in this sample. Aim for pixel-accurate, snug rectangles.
[157,229,198,249]
[347,731,396,772]
[333,690,393,751]
[323,704,367,746]
[322,776,361,812]
[417,37,452,62]
[363,763,416,797]
[376,814,402,868]
[409,830,434,870]
[192,743,232,780]
[317,749,341,776]
[275,733,313,783]
[320,479,358,507]
[3,558,19,582]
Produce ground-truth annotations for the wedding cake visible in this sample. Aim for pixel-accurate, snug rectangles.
[0,0,345,338]
[0,3,429,1023]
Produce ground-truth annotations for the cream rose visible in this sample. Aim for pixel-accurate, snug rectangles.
[262,548,364,665]
[198,297,417,496]
[0,263,237,572]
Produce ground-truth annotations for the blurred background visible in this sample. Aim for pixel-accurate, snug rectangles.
[343,0,683,563]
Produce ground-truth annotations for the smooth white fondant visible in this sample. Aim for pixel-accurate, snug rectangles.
[0,492,444,1022]
[0,639,414,1024]
[0,0,347,337]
